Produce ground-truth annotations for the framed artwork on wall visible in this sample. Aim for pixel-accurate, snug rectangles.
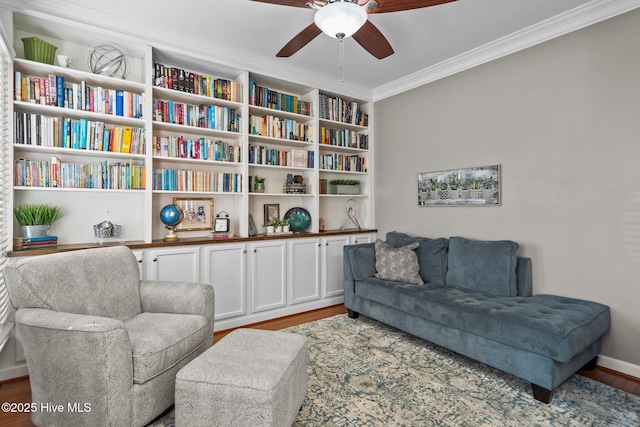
[173,197,214,231]
[418,165,501,206]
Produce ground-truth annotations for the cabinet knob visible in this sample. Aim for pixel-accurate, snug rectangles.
[253,249,257,253]
[243,249,247,254]
[325,243,329,246]
[138,259,143,263]
[153,257,158,262]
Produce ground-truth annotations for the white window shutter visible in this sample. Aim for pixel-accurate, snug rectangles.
[0,18,14,353]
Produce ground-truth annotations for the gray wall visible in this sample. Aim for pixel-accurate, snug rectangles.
[374,9,640,368]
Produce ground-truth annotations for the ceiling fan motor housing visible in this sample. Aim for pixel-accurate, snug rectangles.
[314,0,367,39]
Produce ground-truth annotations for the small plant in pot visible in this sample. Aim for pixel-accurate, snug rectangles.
[281,218,290,233]
[254,176,265,193]
[14,204,66,238]
[263,219,278,234]
[330,179,361,195]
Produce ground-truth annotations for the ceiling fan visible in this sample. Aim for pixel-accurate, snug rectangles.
[250,0,456,60]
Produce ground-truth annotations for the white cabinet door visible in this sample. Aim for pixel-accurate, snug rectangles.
[289,238,321,305]
[250,240,287,313]
[131,250,144,279]
[322,235,352,298]
[146,246,200,282]
[202,243,247,321]
[351,232,376,245]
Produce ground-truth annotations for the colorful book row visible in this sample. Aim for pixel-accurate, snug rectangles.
[153,169,242,193]
[249,145,314,169]
[14,72,143,118]
[153,99,240,133]
[14,112,145,154]
[319,94,368,127]
[15,157,146,189]
[249,115,314,142]
[153,61,242,102]
[13,235,58,250]
[153,136,241,163]
[319,153,367,172]
[249,77,312,116]
[320,127,368,150]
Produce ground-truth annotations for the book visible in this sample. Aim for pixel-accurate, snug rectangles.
[13,242,58,250]
[14,235,58,244]
[115,89,124,116]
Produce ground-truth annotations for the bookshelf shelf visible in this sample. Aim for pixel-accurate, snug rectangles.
[248,134,314,148]
[248,104,313,122]
[14,58,146,92]
[13,101,146,127]
[152,86,243,110]
[9,18,373,246]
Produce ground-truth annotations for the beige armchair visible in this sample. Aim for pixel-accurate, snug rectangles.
[3,246,214,427]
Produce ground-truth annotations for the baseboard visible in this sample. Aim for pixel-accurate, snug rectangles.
[598,354,640,380]
[0,363,28,382]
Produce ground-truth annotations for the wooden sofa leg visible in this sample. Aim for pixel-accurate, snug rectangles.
[581,356,598,371]
[531,384,552,404]
[347,309,360,319]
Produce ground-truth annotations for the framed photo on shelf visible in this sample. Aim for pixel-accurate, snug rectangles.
[173,197,214,231]
[264,204,280,224]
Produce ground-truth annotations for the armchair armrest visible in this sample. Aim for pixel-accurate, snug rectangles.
[343,243,375,310]
[139,281,215,343]
[15,308,133,425]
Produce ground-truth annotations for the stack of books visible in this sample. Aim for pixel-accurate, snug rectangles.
[14,235,58,250]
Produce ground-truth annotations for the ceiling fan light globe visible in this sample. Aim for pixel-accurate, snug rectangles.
[314,1,367,39]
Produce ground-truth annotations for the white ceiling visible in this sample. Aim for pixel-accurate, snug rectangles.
[3,0,639,100]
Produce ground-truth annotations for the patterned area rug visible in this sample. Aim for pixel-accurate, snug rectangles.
[149,314,640,426]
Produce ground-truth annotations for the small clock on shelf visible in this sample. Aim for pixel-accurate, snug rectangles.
[214,211,230,233]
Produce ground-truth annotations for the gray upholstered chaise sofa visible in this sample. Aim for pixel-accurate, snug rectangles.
[343,232,611,403]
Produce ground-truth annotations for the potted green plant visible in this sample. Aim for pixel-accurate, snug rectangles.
[329,179,361,195]
[483,178,495,199]
[14,204,66,238]
[263,219,278,234]
[459,180,470,199]
[254,176,265,193]
[470,180,483,199]
[281,218,290,233]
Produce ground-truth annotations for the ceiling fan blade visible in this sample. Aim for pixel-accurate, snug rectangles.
[352,20,394,59]
[276,23,323,57]
[369,0,456,14]
[249,0,310,8]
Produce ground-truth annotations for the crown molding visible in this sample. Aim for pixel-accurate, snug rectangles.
[3,0,374,101]
[372,0,640,101]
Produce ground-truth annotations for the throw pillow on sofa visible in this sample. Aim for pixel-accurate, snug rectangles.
[386,231,448,284]
[445,236,519,297]
[374,239,424,285]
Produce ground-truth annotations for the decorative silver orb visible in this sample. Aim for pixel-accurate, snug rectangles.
[88,45,129,79]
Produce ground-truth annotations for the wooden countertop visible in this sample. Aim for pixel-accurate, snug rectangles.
[8,228,377,257]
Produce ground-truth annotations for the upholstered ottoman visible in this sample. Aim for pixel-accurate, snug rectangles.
[175,328,309,427]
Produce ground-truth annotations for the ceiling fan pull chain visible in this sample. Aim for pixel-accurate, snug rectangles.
[338,32,345,82]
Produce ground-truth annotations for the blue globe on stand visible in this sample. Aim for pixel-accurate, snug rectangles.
[160,204,184,242]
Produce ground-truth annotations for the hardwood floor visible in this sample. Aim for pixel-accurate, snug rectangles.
[1,305,638,427]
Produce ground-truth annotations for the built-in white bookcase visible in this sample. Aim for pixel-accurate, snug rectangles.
[9,11,373,247]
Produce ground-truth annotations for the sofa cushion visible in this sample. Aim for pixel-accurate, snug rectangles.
[347,243,376,281]
[355,277,610,362]
[386,232,448,284]
[125,312,209,384]
[445,236,519,297]
[375,239,423,285]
